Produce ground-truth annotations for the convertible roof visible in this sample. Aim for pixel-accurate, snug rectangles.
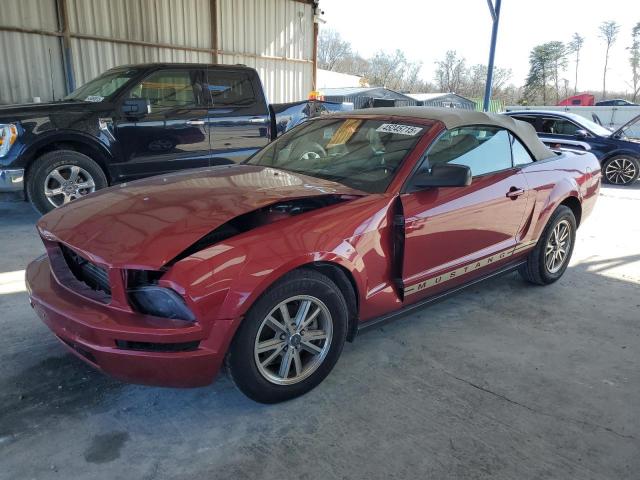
[348,106,555,161]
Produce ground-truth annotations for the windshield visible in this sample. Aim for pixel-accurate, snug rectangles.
[247,118,425,193]
[64,69,140,102]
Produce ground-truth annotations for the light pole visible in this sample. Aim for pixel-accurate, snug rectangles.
[483,0,502,112]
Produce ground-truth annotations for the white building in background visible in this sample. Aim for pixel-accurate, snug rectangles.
[317,69,366,90]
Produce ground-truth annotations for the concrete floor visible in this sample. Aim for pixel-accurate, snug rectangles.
[0,184,638,480]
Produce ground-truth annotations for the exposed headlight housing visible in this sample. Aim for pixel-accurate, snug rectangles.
[128,286,196,322]
[0,124,19,157]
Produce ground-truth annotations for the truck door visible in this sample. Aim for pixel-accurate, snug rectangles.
[205,68,270,165]
[114,68,211,180]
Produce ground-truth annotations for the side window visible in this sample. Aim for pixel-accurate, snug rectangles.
[425,126,513,177]
[540,117,580,136]
[512,115,538,129]
[205,70,256,107]
[510,134,534,166]
[129,70,204,108]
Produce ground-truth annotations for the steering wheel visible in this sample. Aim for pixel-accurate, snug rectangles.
[294,142,327,162]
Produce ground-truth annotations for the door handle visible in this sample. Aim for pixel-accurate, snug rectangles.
[506,187,526,199]
[249,117,266,124]
[186,120,205,126]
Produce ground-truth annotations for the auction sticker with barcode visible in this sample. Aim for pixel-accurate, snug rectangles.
[376,124,423,136]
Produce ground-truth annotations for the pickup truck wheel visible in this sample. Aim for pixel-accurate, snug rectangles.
[602,155,639,185]
[27,150,108,214]
[227,269,348,403]
[519,205,576,285]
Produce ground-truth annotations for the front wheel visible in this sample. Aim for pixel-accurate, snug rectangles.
[227,269,348,403]
[519,205,576,285]
[602,155,639,186]
[27,150,108,215]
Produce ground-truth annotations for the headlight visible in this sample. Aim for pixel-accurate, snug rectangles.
[0,123,19,157]
[128,286,196,322]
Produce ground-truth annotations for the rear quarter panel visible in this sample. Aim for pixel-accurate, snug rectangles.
[519,151,600,244]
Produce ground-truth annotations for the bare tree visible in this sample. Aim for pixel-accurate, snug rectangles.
[568,33,585,94]
[599,21,621,98]
[317,29,352,71]
[465,64,512,99]
[629,22,640,102]
[434,51,467,92]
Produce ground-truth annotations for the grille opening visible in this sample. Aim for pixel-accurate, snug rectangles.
[115,340,200,352]
[59,244,111,295]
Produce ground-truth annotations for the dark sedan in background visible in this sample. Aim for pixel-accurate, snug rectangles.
[506,110,640,186]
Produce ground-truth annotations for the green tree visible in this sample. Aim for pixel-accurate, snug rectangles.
[547,41,568,103]
[629,22,640,102]
[599,21,621,98]
[524,44,554,104]
[568,33,585,94]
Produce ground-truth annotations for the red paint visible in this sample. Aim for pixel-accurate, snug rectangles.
[557,93,595,106]
[26,114,601,388]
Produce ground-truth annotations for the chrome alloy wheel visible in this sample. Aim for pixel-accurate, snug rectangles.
[605,158,637,185]
[44,165,96,207]
[254,295,333,386]
[545,219,572,274]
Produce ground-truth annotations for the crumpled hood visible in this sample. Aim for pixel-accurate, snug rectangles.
[37,164,364,269]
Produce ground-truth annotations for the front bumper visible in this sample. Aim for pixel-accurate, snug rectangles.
[0,168,24,192]
[26,255,224,388]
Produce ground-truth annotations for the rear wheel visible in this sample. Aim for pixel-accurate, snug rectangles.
[227,269,348,403]
[602,155,639,186]
[27,150,108,215]
[519,205,576,285]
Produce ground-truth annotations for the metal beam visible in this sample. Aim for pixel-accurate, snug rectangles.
[483,0,502,112]
[210,0,219,64]
[0,26,313,64]
[57,0,76,93]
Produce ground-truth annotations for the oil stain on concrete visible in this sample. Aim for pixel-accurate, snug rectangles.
[84,431,130,464]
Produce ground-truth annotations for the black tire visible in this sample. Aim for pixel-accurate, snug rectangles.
[227,269,348,403]
[602,155,640,186]
[519,205,576,285]
[27,150,108,215]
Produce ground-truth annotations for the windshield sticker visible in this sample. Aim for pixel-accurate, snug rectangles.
[85,95,104,102]
[327,118,362,147]
[376,123,423,136]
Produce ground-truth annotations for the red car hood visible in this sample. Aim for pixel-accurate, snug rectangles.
[37,165,364,269]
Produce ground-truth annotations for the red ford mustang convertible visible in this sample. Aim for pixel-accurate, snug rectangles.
[27,108,601,403]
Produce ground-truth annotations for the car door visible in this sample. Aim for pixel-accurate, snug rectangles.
[113,68,211,179]
[205,68,271,165]
[400,126,530,301]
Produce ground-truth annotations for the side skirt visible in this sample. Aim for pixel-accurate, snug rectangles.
[355,260,526,336]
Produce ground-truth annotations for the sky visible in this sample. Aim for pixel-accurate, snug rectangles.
[318,0,639,94]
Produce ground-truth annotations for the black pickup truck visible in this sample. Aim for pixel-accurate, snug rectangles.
[0,63,351,213]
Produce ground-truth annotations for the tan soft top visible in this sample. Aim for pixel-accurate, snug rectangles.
[347,106,555,161]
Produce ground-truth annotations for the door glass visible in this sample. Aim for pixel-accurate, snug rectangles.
[540,118,579,135]
[205,71,256,107]
[425,127,512,176]
[129,70,204,109]
[510,134,534,166]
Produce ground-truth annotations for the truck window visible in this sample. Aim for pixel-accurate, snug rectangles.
[128,70,206,108]
[205,71,256,107]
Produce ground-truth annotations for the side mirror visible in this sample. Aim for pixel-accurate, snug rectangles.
[575,129,589,138]
[408,164,472,191]
[121,98,151,117]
